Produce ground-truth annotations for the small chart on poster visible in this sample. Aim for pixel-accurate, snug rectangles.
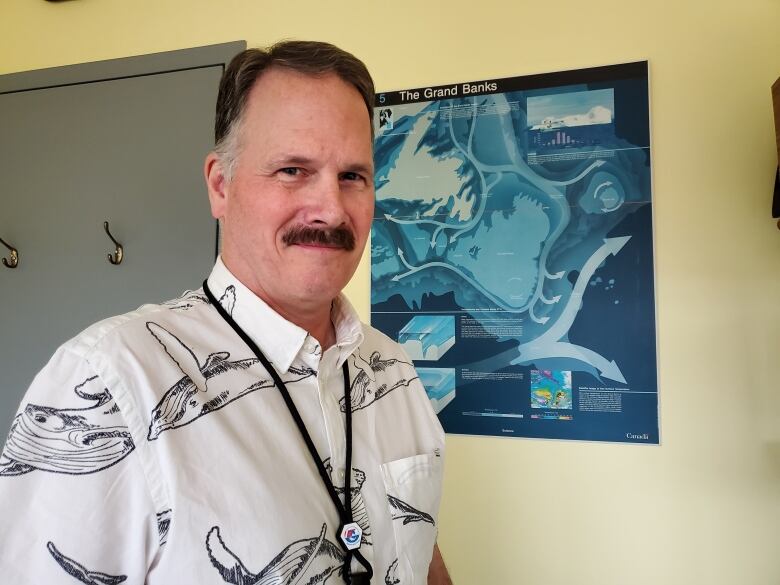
[371,62,658,444]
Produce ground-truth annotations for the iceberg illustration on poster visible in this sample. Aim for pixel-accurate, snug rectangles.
[417,368,456,414]
[398,315,455,361]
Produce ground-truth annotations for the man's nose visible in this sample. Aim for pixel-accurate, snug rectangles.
[305,174,349,226]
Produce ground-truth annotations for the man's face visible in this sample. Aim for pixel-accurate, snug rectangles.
[206,68,375,311]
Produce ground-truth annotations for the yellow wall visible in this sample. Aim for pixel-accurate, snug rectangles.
[3,1,780,583]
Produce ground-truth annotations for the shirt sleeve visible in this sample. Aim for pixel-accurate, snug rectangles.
[0,345,159,584]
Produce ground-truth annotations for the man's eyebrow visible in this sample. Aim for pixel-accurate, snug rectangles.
[344,162,374,176]
[265,155,374,175]
[266,155,316,167]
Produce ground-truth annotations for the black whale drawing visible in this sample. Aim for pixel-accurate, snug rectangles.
[340,350,418,413]
[161,284,235,313]
[47,541,127,584]
[146,321,315,440]
[387,494,435,526]
[0,376,134,477]
[206,523,344,585]
[323,458,372,545]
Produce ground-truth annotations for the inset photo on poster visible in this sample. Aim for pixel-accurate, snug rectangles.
[530,369,573,410]
[527,88,616,164]
[377,107,393,132]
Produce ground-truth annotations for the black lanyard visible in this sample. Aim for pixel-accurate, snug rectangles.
[203,280,373,584]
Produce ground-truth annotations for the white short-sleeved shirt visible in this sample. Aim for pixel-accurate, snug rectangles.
[0,258,445,585]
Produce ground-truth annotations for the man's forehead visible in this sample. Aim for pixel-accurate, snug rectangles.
[249,67,356,103]
[243,69,369,128]
[239,69,373,167]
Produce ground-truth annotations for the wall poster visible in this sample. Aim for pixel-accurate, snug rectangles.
[370,62,658,443]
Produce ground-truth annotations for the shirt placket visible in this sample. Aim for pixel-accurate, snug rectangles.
[315,344,348,498]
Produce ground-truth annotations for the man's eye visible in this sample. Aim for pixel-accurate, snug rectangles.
[279,167,301,176]
[341,172,362,182]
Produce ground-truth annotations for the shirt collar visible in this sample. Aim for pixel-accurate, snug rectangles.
[206,258,364,373]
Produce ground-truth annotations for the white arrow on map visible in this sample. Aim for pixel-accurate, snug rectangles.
[535,236,631,344]
[593,180,613,199]
[384,213,451,228]
[513,236,631,382]
[393,249,535,312]
[514,340,626,383]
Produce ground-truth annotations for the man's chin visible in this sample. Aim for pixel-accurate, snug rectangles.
[293,271,352,295]
[294,287,345,307]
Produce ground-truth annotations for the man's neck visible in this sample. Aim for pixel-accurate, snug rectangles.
[267,298,337,351]
[248,290,337,351]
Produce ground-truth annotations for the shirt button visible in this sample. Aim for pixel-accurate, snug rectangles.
[338,468,346,480]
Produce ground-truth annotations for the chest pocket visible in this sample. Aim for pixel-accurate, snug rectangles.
[380,453,443,585]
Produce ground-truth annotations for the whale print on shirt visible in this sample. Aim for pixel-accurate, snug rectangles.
[156,509,172,546]
[218,286,237,315]
[385,559,400,585]
[47,541,127,584]
[161,290,209,311]
[146,322,316,440]
[387,495,435,526]
[323,459,372,545]
[0,376,134,477]
[206,523,344,585]
[341,350,418,413]
[162,285,235,313]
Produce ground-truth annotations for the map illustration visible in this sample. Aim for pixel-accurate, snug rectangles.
[371,63,658,443]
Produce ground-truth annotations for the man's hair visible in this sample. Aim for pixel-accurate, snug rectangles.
[214,40,376,180]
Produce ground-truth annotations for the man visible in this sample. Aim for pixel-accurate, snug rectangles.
[0,41,451,585]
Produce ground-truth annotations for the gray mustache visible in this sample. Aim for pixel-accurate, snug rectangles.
[282,225,356,250]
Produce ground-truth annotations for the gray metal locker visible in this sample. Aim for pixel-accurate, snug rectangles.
[0,41,246,437]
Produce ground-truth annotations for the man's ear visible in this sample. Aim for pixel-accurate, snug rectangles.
[205,152,229,220]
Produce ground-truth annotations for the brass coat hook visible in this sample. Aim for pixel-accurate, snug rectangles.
[0,237,19,269]
[103,221,123,265]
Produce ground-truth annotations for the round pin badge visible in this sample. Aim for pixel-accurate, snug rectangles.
[340,522,363,550]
